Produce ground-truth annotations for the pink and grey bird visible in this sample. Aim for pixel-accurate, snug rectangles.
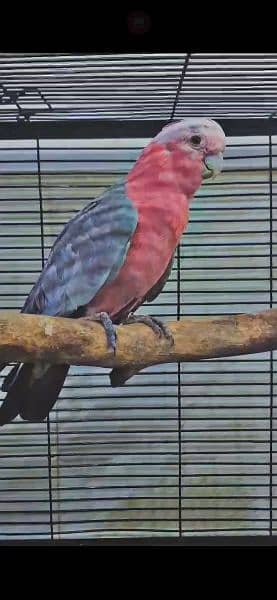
[0,118,226,424]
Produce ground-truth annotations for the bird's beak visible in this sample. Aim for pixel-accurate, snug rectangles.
[203,152,224,180]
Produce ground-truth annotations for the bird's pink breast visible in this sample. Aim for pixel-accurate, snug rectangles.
[88,142,202,319]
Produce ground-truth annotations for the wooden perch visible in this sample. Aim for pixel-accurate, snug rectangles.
[0,309,277,385]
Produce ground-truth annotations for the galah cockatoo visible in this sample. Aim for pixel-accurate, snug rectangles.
[0,118,225,424]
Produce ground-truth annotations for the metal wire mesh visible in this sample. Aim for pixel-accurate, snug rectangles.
[0,130,276,540]
[0,53,277,121]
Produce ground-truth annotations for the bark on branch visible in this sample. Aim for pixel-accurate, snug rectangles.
[0,309,276,384]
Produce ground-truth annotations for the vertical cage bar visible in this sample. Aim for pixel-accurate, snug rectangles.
[36,137,54,540]
[170,53,191,537]
[177,244,182,537]
[169,53,191,124]
[268,113,276,536]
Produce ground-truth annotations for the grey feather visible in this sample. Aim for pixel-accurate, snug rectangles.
[0,182,138,425]
[22,183,138,317]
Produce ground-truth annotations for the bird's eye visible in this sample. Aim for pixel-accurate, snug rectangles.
[190,135,202,146]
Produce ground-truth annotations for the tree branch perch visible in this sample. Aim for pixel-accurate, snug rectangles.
[0,309,276,385]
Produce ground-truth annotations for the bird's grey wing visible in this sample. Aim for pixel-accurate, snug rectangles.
[22,182,138,317]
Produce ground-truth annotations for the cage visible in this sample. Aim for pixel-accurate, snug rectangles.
[0,53,276,545]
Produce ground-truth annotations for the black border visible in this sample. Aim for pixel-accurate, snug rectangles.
[0,536,276,546]
[0,118,276,140]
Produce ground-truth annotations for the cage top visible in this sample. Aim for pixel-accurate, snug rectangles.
[0,53,276,137]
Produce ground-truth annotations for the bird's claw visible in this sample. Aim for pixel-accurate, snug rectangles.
[81,312,117,354]
[122,313,174,346]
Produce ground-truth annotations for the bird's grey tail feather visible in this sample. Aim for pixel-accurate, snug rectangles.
[0,363,69,425]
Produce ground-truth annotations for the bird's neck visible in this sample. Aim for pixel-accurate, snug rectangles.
[127,141,203,200]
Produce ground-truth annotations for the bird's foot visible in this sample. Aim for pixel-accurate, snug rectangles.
[81,312,117,354]
[122,313,174,346]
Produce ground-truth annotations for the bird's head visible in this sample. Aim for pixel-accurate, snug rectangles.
[153,117,226,180]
